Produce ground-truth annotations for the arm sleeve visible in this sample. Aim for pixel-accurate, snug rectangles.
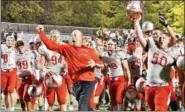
[38,32,62,53]
[91,49,103,64]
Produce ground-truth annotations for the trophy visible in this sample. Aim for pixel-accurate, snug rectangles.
[126,0,143,21]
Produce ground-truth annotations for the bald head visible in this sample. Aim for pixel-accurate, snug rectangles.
[71,30,84,47]
[72,30,83,39]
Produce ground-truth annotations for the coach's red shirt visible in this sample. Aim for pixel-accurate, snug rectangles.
[39,32,102,82]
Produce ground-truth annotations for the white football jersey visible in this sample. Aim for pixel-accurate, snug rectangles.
[14,51,36,74]
[102,51,127,77]
[135,46,143,57]
[1,44,16,69]
[146,37,175,84]
[38,45,64,75]
[127,52,143,76]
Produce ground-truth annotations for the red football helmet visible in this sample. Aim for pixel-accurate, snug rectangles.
[128,43,136,53]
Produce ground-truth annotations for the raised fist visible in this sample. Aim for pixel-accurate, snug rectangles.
[36,25,44,33]
[159,16,168,27]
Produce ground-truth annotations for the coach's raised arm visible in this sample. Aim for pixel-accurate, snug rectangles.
[36,25,60,52]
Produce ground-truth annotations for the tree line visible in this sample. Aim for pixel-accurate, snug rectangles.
[1,1,184,35]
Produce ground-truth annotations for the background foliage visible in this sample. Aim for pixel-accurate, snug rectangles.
[1,1,184,35]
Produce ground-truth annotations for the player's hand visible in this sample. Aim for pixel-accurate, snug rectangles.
[133,13,142,23]
[87,59,96,68]
[45,69,52,77]
[159,15,168,27]
[128,80,131,86]
[36,25,44,33]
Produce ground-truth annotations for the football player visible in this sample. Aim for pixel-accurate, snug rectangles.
[134,14,177,111]
[38,30,67,111]
[101,39,131,111]
[1,34,17,111]
[169,39,184,110]
[126,42,143,110]
[14,40,37,111]
[33,36,45,111]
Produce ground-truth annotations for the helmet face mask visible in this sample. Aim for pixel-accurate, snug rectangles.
[144,31,153,38]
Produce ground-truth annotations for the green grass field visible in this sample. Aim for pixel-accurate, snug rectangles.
[0,91,109,111]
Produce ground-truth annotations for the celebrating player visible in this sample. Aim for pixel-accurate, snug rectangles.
[134,14,177,111]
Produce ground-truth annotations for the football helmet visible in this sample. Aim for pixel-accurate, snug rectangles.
[45,72,62,88]
[176,56,184,70]
[135,77,146,92]
[126,1,142,21]
[142,21,154,32]
[28,84,43,98]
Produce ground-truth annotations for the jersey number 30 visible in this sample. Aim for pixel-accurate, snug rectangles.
[151,52,167,67]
